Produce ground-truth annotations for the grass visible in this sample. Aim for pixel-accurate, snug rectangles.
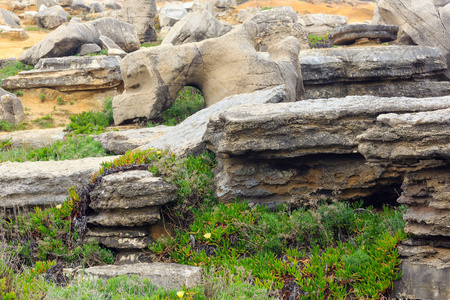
[0,61,33,84]
[147,86,205,127]
[0,120,27,132]
[66,97,114,134]
[308,33,332,49]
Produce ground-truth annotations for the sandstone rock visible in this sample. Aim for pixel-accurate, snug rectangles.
[88,206,161,227]
[57,0,72,6]
[0,127,65,148]
[0,156,118,216]
[234,7,259,23]
[0,8,21,28]
[247,6,309,51]
[372,0,450,79]
[36,0,57,9]
[79,263,203,290]
[203,96,450,203]
[89,2,104,13]
[0,25,29,40]
[89,170,177,210]
[19,18,139,65]
[70,0,88,12]
[21,11,38,26]
[0,94,24,124]
[214,0,236,10]
[300,13,348,37]
[84,226,154,249]
[440,3,450,32]
[98,35,126,57]
[2,56,122,92]
[113,22,303,125]
[159,1,187,28]
[77,43,102,55]
[435,0,450,7]
[162,9,231,46]
[329,24,398,45]
[121,0,157,43]
[36,5,68,29]
[193,0,214,15]
[104,0,120,10]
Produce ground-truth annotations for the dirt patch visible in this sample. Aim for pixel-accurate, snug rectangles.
[0,31,49,59]
[238,0,376,23]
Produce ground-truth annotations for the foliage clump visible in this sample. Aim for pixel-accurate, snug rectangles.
[65,97,114,134]
[0,61,33,84]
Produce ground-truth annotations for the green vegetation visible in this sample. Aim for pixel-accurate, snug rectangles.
[147,86,205,127]
[32,114,53,128]
[39,93,46,102]
[0,120,27,132]
[308,33,332,49]
[0,61,33,84]
[261,6,273,10]
[14,91,23,97]
[0,133,107,163]
[66,97,114,134]
[57,96,65,105]
[141,40,162,48]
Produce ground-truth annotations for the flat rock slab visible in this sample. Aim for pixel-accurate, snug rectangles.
[80,263,203,290]
[329,23,398,45]
[0,155,118,215]
[1,56,122,92]
[0,127,65,148]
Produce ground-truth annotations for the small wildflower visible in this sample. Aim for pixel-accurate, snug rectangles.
[55,204,62,209]
[204,233,211,239]
[176,291,185,298]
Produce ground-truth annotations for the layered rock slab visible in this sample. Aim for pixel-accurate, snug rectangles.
[203,96,450,204]
[113,22,303,125]
[329,24,398,45]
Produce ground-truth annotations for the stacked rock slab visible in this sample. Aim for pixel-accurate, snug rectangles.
[328,24,398,45]
[357,109,450,299]
[85,170,176,251]
[203,95,450,206]
[299,46,450,99]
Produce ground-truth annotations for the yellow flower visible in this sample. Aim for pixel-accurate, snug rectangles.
[55,204,62,209]
[176,291,185,298]
[156,150,161,155]
[204,233,211,239]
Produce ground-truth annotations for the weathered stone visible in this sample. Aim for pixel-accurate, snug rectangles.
[329,24,398,45]
[0,128,65,148]
[372,0,450,79]
[36,5,67,29]
[104,0,121,10]
[57,0,72,7]
[79,263,203,290]
[192,0,214,16]
[84,226,153,249]
[94,126,172,155]
[89,2,104,13]
[162,9,231,46]
[36,0,57,9]
[0,94,24,124]
[0,8,21,28]
[159,1,187,28]
[0,156,118,215]
[99,35,127,57]
[2,56,122,92]
[203,96,450,204]
[0,58,16,69]
[214,0,236,10]
[21,11,38,26]
[87,206,161,227]
[19,18,139,65]
[300,13,348,37]
[234,7,259,23]
[0,25,29,40]
[392,245,450,300]
[121,0,157,43]
[358,108,450,162]
[247,6,309,51]
[77,43,102,56]
[113,22,303,125]
[70,0,88,12]
[89,170,177,210]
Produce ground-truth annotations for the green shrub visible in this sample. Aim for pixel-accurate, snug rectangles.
[66,97,114,134]
[32,114,53,128]
[0,61,33,84]
[308,33,332,48]
[147,86,205,127]
[0,120,27,132]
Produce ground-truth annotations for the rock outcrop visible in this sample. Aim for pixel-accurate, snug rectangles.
[0,156,118,216]
[300,13,348,37]
[84,170,176,250]
[299,46,450,99]
[0,93,24,124]
[19,18,139,66]
[79,263,202,290]
[162,9,231,46]
[0,8,21,28]
[120,0,157,43]
[329,24,398,45]
[2,56,122,92]
[36,5,68,29]
[372,0,450,79]
[113,22,303,125]
[203,95,450,205]
[247,6,309,51]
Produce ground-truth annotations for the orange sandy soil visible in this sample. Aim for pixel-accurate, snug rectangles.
[238,0,376,23]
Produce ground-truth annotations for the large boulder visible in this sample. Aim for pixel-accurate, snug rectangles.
[2,56,122,92]
[19,18,139,65]
[120,0,157,43]
[372,0,450,79]
[0,25,29,40]
[97,85,287,156]
[0,8,21,28]
[0,93,24,124]
[159,1,187,28]
[36,0,57,9]
[247,6,309,51]
[113,22,303,125]
[36,5,68,29]
[162,9,231,46]
[300,13,348,37]
[329,24,398,45]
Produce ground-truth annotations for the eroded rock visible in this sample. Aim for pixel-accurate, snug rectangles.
[36,5,67,29]
[0,94,24,124]
[121,0,157,43]
[329,24,398,45]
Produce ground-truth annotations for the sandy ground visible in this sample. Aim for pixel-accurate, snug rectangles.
[0,32,48,59]
[238,0,376,23]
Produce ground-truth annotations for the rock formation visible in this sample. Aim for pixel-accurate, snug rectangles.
[120,0,157,43]
[0,93,24,124]
[329,24,398,45]
[19,18,139,66]
[300,13,348,37]
[0,127,65,149]
[299,46,450,99]
[36,5,68,29]
[113,22,303,125]
[372,0,450,79]
[159,1,187,28]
